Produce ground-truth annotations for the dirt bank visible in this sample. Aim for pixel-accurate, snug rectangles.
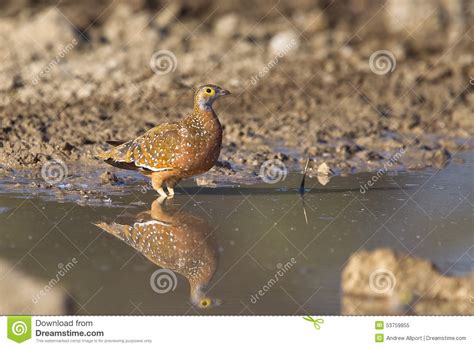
[0,1,473,184]
[342,248,473,315]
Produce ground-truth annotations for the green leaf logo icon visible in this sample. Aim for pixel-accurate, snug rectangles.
[7,316,32,343]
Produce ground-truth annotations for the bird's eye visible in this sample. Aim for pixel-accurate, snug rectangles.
[202,87,215,97]
[200,298,211,308]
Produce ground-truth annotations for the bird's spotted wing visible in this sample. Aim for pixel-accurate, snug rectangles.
[100,122,181,172]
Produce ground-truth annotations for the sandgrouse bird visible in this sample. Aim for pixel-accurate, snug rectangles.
[97,85,230,197]
[95,198,218,308]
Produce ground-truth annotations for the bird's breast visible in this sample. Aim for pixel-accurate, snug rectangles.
[177,114,222,175]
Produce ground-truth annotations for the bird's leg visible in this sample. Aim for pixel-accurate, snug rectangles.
[157,187,167,198]
[151,173,167,198]
[156,195,167,205]
[150,198,175,222]
[165,178,180,197]
[151,198,166,218]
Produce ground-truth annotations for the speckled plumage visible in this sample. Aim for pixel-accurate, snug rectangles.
[95,199,218,307]
[97,85,230,197]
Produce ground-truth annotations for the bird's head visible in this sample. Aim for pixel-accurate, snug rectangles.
[190,282,219,309]
[194,84,230,111]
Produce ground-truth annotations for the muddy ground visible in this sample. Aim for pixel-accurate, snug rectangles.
[0,0,473,186]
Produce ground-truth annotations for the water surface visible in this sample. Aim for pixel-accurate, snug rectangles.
[0,153,472,315]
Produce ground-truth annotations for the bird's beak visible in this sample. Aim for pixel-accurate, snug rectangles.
[219,89,231,96]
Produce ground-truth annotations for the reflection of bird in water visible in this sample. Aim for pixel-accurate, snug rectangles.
[95,199,218,308]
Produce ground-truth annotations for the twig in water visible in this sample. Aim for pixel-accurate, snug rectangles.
[299,158,310,224]
[299,158,310,195]
[302,201,308,225]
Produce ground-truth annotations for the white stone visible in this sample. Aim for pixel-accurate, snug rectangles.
[269,30,300,57]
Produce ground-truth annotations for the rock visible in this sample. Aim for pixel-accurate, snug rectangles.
[269,30,300,57]
[452,107,473,133]
[214,13,239,38]
[293,9,327,35]
[315,162,333,185]
[100,170,119,184]
[216,160,232,170]
[317,174,331,186]
[76,83,96,99]
[8,7,76,60]
[62,142,75,152]
[386,0,471,48]
[341,248,473,314]
[326,0,471,50]
[103,4,157,47]
[153,1,182,29]
[432,148,451,167]
[317,162,333,175]
[195,177,217,187]
[367,151,384,161]
[11,74,24,89]
[57,0,114,30]
[307,146,319,157]
[337,144,362,159]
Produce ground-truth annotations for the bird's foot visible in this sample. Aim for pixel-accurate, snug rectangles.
[157,187,167,198]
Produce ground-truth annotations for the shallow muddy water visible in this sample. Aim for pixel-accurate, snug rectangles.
[0,153,472,315]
